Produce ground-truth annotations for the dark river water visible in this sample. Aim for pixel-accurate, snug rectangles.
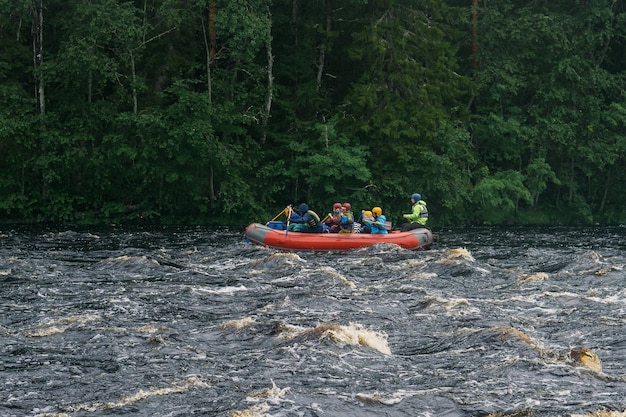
[1,225,625,417]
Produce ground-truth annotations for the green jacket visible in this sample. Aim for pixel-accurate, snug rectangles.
[405,200,428,225]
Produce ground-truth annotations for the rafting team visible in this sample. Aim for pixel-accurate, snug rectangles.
[284,193,428,234]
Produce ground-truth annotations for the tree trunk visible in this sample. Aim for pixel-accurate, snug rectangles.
[209,2,217,63]
[568,156,574,204]
[205,4,218,202]
[142,0,147,44]
[599,167,610,213]
[205,2,217,102]
[292,0,299,46]
[32,0,45,115]
[17,16,23,42]
[130,50,138,114]
[261,6,274,145]
[88,70,92,104]
[467,0,479,113]
[316,1,332,91]
[209,164,216,202]
[471,0,478,74]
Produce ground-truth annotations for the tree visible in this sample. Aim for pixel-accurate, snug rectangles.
[344,0,473,222]
[471,0,626,223]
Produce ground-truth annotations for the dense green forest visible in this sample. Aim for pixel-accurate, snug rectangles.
[1,0,626,226]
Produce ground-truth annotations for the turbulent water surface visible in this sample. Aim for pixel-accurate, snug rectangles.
[1,225,625,417]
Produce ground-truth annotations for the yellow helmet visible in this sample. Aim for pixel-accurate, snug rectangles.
[372,207,382,216]
[364,210,372,216]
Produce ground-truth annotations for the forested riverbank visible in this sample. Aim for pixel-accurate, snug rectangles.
[1,1,626,226]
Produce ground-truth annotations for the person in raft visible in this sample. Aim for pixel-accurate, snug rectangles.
[370,206,388,234]
[324,202,343,233]
[288,203,324,233]
[401,193,428,231]
[359,210,374,233]
[337,202,354,233]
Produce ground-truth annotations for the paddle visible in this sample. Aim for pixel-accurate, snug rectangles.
[285,205,293,236]
[270,207,288,222]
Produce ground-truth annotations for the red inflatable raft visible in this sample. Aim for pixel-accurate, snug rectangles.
[244,222,433,251]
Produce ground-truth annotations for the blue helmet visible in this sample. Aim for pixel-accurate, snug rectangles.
[297,203,309,213]
[411,193,421,201]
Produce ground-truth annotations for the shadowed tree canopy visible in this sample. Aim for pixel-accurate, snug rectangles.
[1,0,625,225]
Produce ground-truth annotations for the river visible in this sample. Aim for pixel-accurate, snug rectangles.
[1,225,625,417]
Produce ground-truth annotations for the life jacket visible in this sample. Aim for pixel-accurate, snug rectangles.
[306,210,321,227]
[339,211,354,232]
[371,215,388,234]
[418,202,428,219]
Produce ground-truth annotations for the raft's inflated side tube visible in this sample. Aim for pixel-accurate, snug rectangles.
[245,223,433,251]
[245,223,272,246]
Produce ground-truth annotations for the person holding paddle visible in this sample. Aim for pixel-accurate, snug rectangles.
[288,203,323,233]
[370,207,388,234]
[338,203,354,233]
[324,202,343,232]
[401,193,428,231]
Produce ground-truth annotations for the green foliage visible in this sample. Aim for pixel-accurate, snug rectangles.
[524,157,561,207]
[470,0,626,224]
[289,115,370,197]
[342,0,472,224]
[1,0,626,225]
[472,169,532,224]
[217,0,271,64]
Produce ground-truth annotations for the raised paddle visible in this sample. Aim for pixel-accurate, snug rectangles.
[270,207,288,222]
[285,205,293,236]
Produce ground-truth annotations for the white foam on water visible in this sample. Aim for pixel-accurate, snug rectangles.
[318,322,391,355]
[192,285,248,295]
[60,375,208,413]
